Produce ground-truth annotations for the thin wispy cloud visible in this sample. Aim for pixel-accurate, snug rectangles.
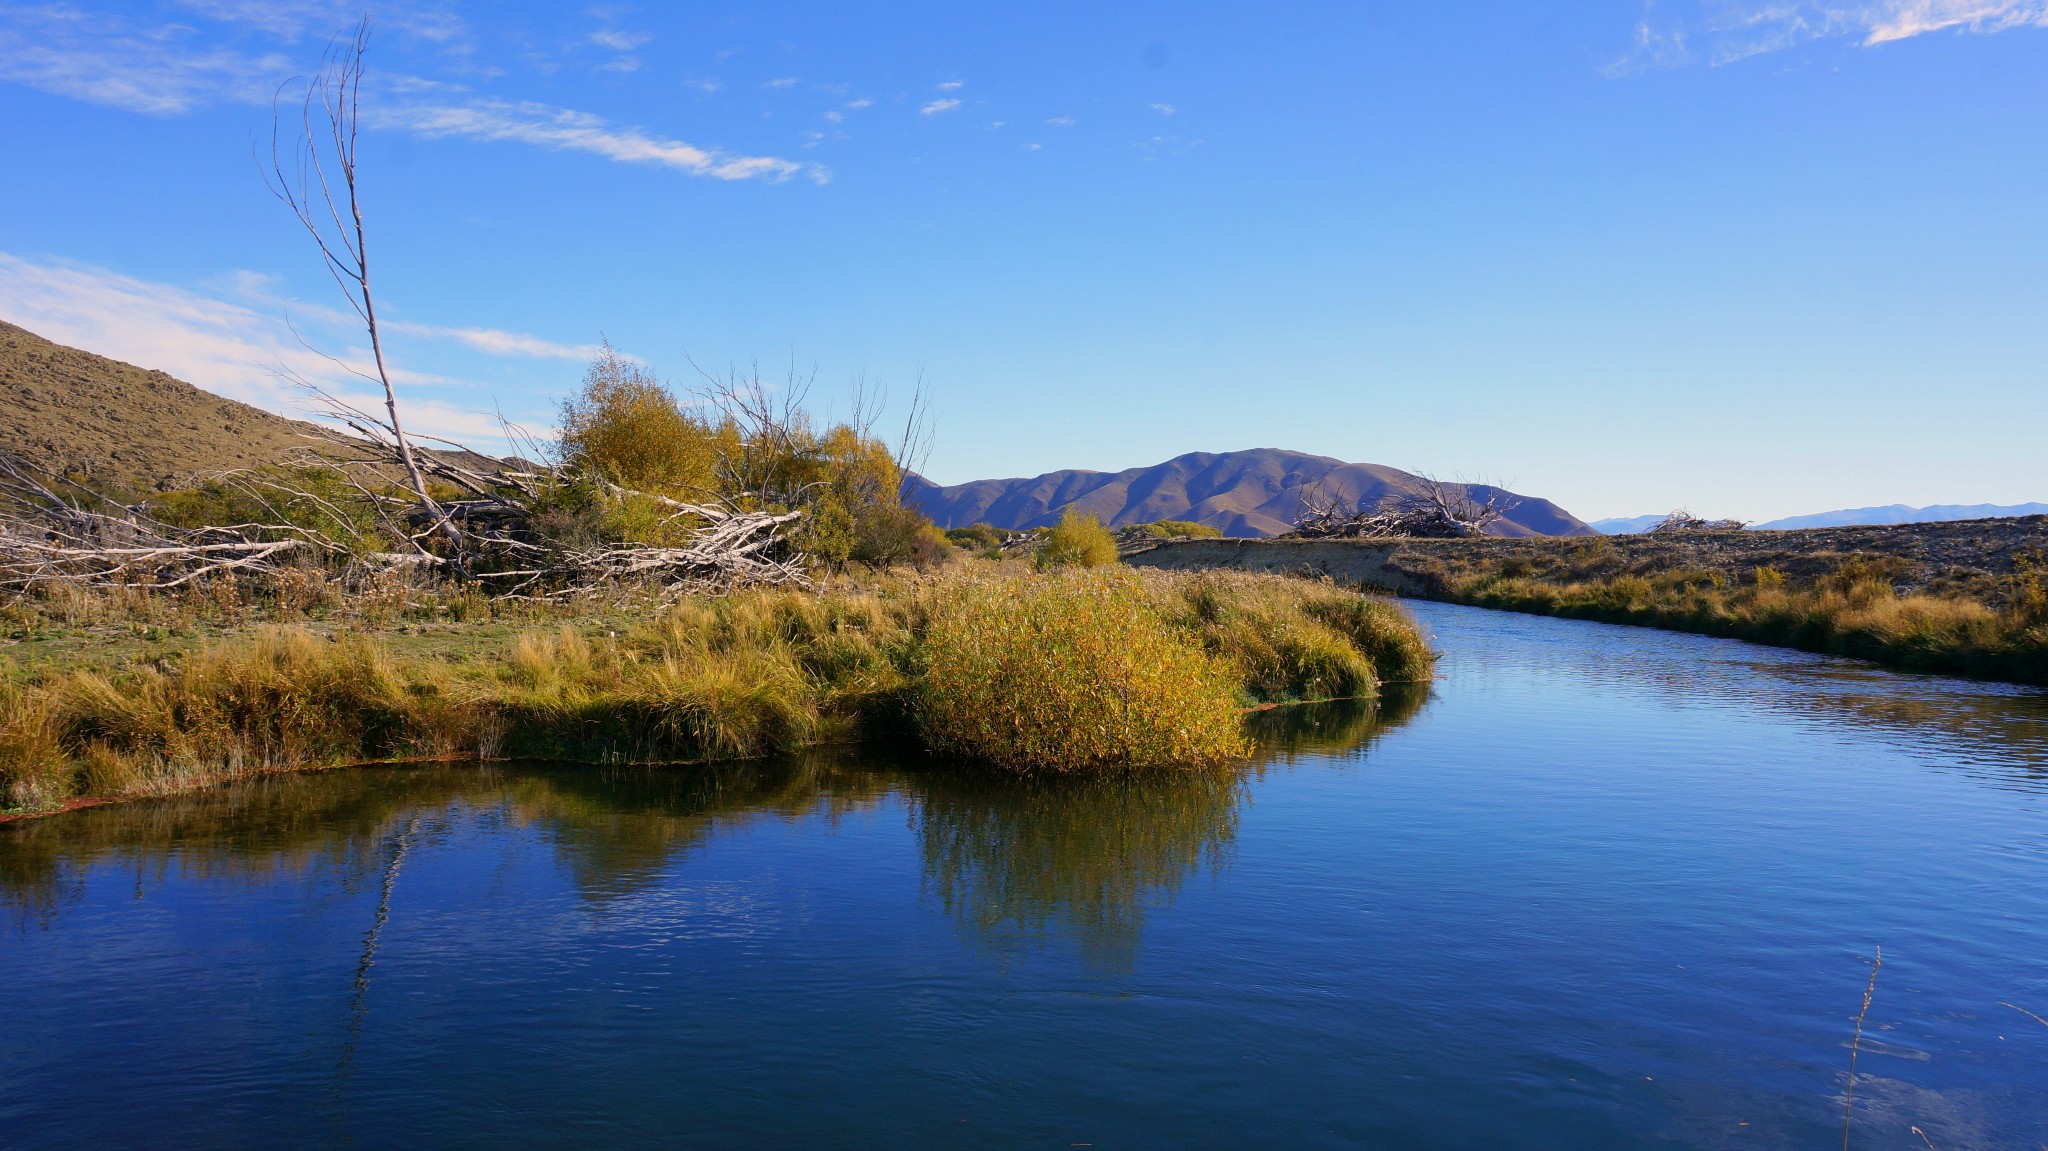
[936,80,964,91]
[847,97,873,109]
[0,6,816,185]
[1150,103,1176,115]
[1047,115,1076,126]
[764,76,801,89]
[589,29,652,51]
[920,97,961,115]
[380,321,608,361]
[171,0,468,43]
[1859,0,2048,42]
[1611,0,2048,72]
[0,8,293,115]
[373,98,825,182]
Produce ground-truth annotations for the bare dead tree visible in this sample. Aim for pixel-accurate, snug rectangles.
[1647,509,1747,533]
[264,19,466,572]
[846,368,937,504]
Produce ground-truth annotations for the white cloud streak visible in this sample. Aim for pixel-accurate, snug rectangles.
[1857,0,2048,41]
[588,29,652,51]
[920,97,961,115]
[0,6,817,184]
[379,321,607,361]
[1612,0,2048,71]
[372,98,825,182]
[0,10,294,115]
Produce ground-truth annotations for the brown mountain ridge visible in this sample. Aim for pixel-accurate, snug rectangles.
[904,450,1595,538]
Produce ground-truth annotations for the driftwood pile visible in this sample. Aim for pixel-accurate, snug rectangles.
[1291,477,1516,540]
[0,455,326,590]
[1646,510,1747,533]
[0,441,809,597]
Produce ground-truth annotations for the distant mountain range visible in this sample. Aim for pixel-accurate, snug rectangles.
[0,320,1598,540]
[1594,503,2048,534]
[1754,503,2048,531]
[905,449,1596,538]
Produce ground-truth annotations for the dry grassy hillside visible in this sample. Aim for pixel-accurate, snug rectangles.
[0,319,336,494]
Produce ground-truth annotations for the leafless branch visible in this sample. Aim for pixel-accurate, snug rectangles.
[262,18,466,572]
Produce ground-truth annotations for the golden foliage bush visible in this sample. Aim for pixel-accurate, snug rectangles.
[558,346,727,497]
[1035,510,1120,570]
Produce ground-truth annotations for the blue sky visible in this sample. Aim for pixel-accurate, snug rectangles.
[1,1,2043,522]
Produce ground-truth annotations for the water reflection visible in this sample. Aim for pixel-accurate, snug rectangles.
[1409,602,2048,788]
[1,695,1426,966]
[912,765,1245,967]
[1246,684,1431,764]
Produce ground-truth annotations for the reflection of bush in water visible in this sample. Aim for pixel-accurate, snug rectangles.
[0,758,888,922]
[1243,684,1430,763]
[910,689,1430,965]
[509,755,889,898]
[911,767,1247,967]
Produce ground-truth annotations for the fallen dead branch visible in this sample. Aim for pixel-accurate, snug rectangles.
[0,454,335,589]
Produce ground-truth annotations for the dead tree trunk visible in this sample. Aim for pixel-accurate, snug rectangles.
[265,19,466,574]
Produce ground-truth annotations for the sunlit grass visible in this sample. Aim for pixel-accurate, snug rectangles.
[1,568,1432,808]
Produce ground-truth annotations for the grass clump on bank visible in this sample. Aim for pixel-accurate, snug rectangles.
[0,569,1432,810]
[919,573,1250,772]
[1448,557,2048,684]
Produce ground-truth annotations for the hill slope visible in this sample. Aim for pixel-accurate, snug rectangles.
[0,319,335,493]
[905,450,1594,538]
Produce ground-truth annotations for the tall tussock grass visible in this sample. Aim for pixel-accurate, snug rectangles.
[2,629,479,810]
[918,573,1251,772]
[1,569,1432,809]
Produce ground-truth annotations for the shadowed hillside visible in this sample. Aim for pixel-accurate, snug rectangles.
[905,450,1594,538]
[0,319,337,494]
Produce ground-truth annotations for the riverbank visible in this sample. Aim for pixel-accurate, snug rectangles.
[1125,520,2048,686]
[0,567,1433,816]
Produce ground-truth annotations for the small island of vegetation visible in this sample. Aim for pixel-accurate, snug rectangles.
[0,349,1432,817]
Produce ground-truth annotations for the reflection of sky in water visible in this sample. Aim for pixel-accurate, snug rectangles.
[2,604,2046,1149]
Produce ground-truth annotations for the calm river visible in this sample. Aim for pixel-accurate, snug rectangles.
[4,602,2047,1149]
